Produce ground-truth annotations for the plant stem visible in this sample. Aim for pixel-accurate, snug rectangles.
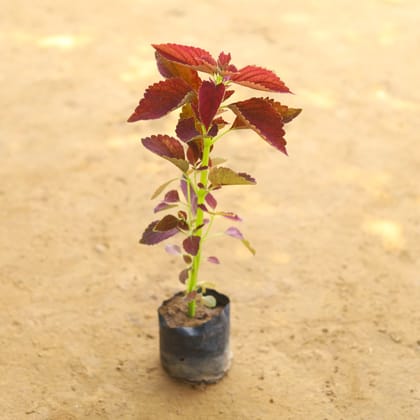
[187,135,212,317]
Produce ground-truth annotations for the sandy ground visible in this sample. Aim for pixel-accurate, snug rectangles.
[1,1,420,419]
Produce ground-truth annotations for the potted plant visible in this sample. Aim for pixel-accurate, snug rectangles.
[127,43,301,383]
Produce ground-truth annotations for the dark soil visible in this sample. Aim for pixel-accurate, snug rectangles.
[159,293,225,328]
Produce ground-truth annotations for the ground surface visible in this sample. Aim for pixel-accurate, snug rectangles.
[1,1,419,419]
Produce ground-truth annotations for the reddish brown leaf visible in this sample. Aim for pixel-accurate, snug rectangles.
[141,135,189,171]
[139,220,179,245]
[179,268,190,284]
[198,81,226,129]
[228,98,288,155]
[176,117,200,142]
[266,99,302,123]
[183,236,201,256]
[154,214,179,231]
[186,138,203,165]
[152,43,217,73]
[127,78,192,122]
[229,65,291,93]
[223,90,235,101]
[155,52,202,90]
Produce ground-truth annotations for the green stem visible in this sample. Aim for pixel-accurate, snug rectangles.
[187,135,212,317]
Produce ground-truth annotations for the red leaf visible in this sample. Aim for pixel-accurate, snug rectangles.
[228,98,288,155]
[198,81,226,129]
[140,220,179,245]
[127,78,192,122]
[155,52,202,90]
[217,52,231,68]
[152,43,217,73]
[229,65,291,93]
[183,235,201,256]
[141,135,189,171]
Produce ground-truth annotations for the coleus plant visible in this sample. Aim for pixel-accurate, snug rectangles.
[128,43,301,318]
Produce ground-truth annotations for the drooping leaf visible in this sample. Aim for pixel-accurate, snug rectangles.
[229,65,291,93]
[207,256,220,264]
[198,81,226,129]
[153,202,178,213]
[151,177,178,199]
[183,235,201,256]
[205,192,217,209]
[179,268,190,284]
[155,51,202,90]
[165,244,182,255]
[154,214,180,232]
[228,98,288,155]
[216,211,242,221]
[209,167,256,187]
[164,190,180,203]
[152,43,217,73]
[141,135,189,172]
[180,178,197,214]
[225,227,256,255]
[225,226,244,239]
[127,78,192,122]
[139,220,179,245]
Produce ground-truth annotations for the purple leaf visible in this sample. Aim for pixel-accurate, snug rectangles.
[205,193,217,209]
[183,235,201,256]
[225,227,256,255]
[164,190,180,203]
[225,226,244,239]
[207,256,220,264]
[153,202,177,213]
[197,203,208,212]
[180,178,197,214]
[165,244,182,255]
[140,221,179,245]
